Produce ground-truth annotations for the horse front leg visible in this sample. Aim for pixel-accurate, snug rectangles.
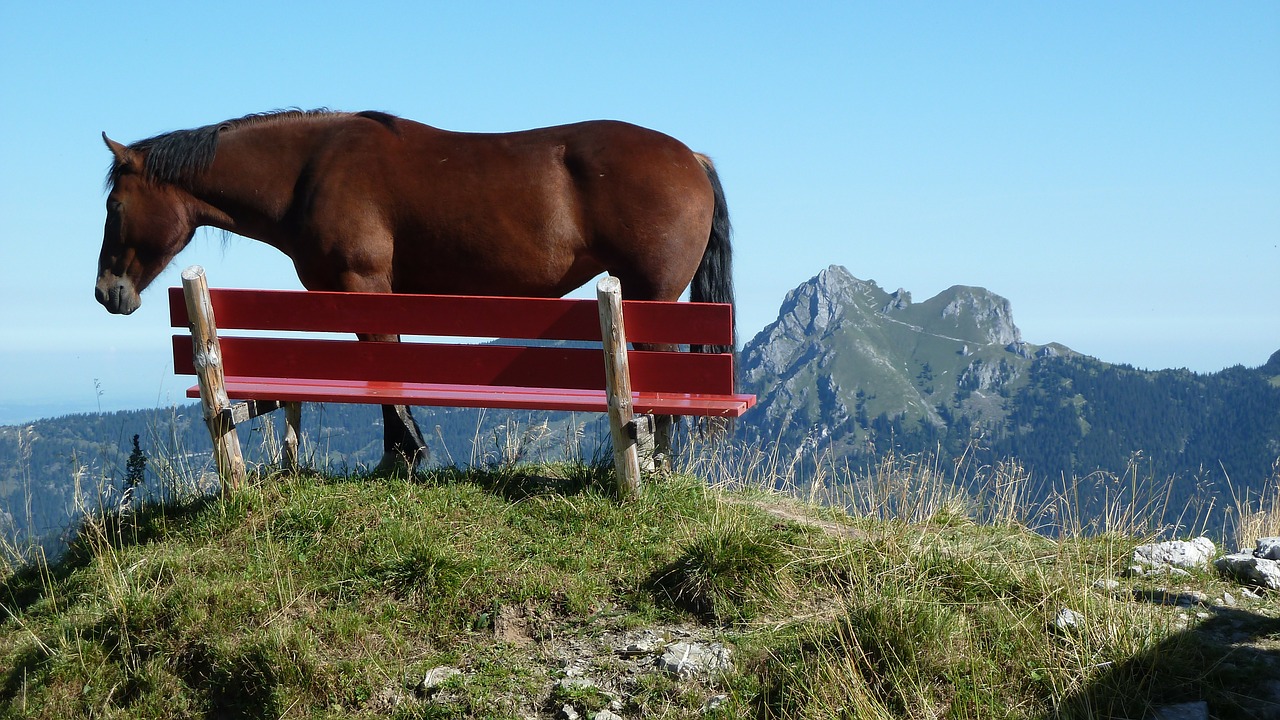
[376,404,429,473]
[359,333,429,474]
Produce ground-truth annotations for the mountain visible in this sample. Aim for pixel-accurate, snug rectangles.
[737,265,1280,533]
[740,265,1071,454]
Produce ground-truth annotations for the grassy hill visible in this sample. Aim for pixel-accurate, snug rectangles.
[3,448,1277,719]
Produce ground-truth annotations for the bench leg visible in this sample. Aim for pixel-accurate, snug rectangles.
[633,414,674,472]
[653,414,674,472]
[282,402,302,471]
[207,412,246,493]
[634,415,656,472]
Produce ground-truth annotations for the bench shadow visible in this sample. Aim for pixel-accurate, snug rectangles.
[1052,597,1280,719]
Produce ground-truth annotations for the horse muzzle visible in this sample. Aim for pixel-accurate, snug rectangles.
[95,275,141,315]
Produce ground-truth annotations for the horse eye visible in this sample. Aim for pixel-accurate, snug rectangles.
[108,200,123,214]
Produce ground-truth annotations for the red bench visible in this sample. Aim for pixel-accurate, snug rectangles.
[169,266,754,496]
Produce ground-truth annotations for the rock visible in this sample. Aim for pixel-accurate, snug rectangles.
[1093,578,1121,591]
[1221,591,1236,607]
[558,704,581,720]
[1215,552,1280,590]
[703,693,728,712]
[1132,538,1216,570]
[416,666,462,696]
[616,629,665,657]
[1149,700,1208,720]
[656,641,733,679]
[1256,537,1280,560]
[557,677,596,692]
[1053,608,1083,632]
[592,711,624,720]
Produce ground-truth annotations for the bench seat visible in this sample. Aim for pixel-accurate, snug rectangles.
[205,376,756,416]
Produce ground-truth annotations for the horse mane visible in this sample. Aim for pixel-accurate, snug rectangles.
[107,109,400,188]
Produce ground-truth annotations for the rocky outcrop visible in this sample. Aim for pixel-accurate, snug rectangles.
[1132,538,1217,571]
[1215,537,1280,590]
[938,287,1022,346]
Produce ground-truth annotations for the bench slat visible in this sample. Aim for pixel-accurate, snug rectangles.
[167,287,733,346]
[186,377,754,417]
[173,335,737,396]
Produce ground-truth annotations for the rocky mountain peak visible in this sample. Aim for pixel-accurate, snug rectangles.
[932,286,1023,347]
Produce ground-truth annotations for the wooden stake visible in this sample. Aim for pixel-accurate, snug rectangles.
[181,265,246,492]
[597,275,641,499]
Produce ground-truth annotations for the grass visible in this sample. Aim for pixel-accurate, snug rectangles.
[1,440,1278,719]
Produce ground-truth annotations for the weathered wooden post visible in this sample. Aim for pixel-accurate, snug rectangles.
[181,265,246,492]
[596,275,641,499]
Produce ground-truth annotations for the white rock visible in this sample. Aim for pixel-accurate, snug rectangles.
[1132,538,1216,570]
[657,642,733,679]
[1093,578,1121,591]
[1053,608,1083,632]
[418,666,462,691]
[1215,553,1280,590]
[1256,537,1280,560]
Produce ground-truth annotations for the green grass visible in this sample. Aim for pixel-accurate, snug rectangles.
[2,450,1277,719]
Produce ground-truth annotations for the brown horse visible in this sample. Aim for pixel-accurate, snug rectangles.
[96,109,734,470]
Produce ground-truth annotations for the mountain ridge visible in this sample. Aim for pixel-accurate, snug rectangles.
[736,265,1280,536]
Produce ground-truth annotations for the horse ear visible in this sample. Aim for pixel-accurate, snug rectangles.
[102,132,135,168]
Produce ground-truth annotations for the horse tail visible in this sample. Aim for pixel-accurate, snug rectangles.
[690,154,736,361]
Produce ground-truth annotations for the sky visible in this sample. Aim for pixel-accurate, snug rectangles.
[0,2,1277,425]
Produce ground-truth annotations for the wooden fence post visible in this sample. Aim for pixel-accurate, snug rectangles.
[596,275,641,499]
[181,265,246,492]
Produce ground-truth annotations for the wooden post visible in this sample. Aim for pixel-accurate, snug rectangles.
[597,275,641,499]
[181,265,246,492]
[282,402,302,471]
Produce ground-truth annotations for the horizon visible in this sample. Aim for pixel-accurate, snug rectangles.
[3,264,1276,427]
[2,3,1276,425]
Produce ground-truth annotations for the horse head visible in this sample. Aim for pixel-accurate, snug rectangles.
[96,133,201,314]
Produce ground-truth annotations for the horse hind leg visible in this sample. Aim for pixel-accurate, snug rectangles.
[374,404,429,475]
[357,332,429,474]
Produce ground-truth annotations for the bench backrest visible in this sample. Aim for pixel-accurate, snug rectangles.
[169,287,736,395]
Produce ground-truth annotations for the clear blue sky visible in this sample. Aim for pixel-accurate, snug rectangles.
[1,2,1277,424]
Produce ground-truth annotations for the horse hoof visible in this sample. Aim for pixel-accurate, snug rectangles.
[373,452,415,477]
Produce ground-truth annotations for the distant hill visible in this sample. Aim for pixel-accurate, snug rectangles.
[0,403,607,557]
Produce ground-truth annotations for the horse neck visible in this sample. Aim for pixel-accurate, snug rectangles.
[182,120,334,247]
